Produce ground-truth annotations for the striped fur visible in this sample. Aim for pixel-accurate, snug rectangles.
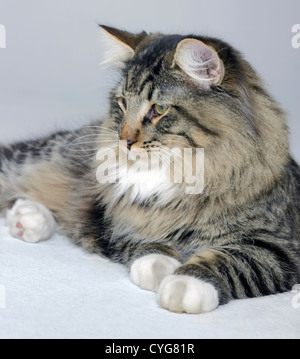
[0,27,299,312]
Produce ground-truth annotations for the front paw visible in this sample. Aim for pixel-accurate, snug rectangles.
[157,275,219,314]
[130,254,181,292]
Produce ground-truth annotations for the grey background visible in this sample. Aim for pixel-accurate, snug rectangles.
[0,0,299,159]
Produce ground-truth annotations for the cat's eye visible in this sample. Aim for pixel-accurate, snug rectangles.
[143,104,170,126]
[154,104,169,116]
[118,97,127,113]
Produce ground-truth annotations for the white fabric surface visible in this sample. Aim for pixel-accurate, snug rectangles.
[0,218,299,339]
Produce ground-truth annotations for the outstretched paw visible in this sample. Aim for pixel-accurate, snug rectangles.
[157,275,219,314]
[130,254,181,292]
[6,199,57,243]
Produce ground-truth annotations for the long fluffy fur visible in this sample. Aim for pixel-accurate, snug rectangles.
[0,29,299,307]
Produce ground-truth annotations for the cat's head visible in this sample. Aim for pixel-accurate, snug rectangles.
[101,25,226,150]
[98,26,289,205]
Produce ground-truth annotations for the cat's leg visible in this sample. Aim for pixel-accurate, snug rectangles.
[0,134,84,242]
[129,245,218,313]
[109,238,220,313]
[131,251,219,313]
[6,198,57,243]
[157,243,299,314]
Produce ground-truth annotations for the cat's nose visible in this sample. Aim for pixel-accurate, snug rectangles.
[126,139,137,150]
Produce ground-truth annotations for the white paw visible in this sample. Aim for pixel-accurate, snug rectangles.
[130,254,181,292]
[157,275,219,314]
[6,199,57,243]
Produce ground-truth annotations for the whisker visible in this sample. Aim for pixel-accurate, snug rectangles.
[68,144,119,152]
[64,134,102,153]
[65,148,100,153]
[69,153,97,158]
[85,125,118,133]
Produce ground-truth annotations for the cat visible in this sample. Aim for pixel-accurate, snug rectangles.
[0,25,299,314]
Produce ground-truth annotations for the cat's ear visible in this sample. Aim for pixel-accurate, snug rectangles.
[173,38,225,88]
[99,25,147,68]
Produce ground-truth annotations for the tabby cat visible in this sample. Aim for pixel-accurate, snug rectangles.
[1,26,299,314]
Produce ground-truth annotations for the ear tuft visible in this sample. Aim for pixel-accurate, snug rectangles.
[99,25,147,69]
[173,39,224,87]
